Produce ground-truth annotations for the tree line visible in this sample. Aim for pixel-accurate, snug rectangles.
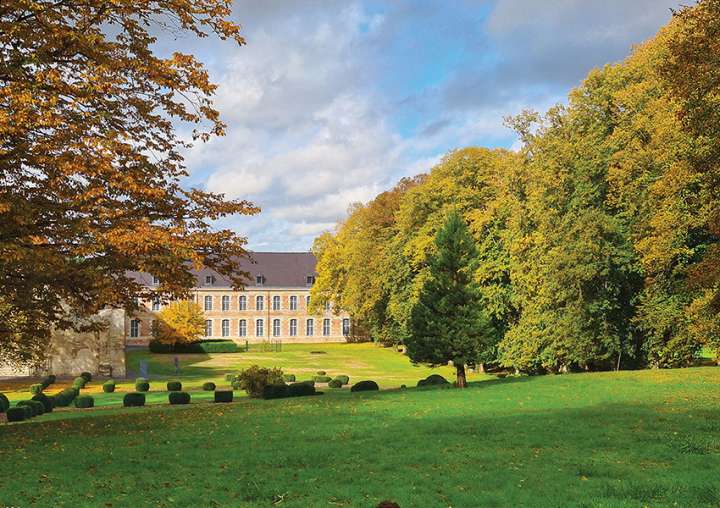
[311,1,720,373]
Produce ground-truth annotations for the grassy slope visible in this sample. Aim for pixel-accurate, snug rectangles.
[1,366,719,507]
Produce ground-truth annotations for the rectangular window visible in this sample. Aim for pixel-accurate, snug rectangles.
[256,319,264,337]
[204,295,213,311]
[306,295,311,308]
[238,295,247,310]
[205,320,212,337]
[205,275,215,286]
[222,319,230,337]
[289,319,297,336]
[306,275,315,285]
[256,295,264,311]
[152,276,160,285]
[324,301,331,312]
[239,319,247,337]
[256,274,265,285]
[272,295,280,311]
[273,318,281,337]
[222,295,230,311]
[323,318,331,336]
[342,318,350,336]
[289,295,297,310]
[130,319,140,338]
[306,318,314,336]
[151,297,160,312]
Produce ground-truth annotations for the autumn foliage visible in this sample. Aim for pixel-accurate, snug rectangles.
[153,301,206,346]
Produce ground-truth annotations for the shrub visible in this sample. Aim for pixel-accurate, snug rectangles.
[316,370,326,376]
[75,395,95,409]
[72,377,87,389]
[54,388,79,407]
[169,391,191,405]
[6,407,27,422]
[262,384,290,399]
[288,382,316,397]
[328,379,342,389]
[17,400,44,416]
[19,404,34,419]
[202,382,216,391]
[236,365,285,398]
[351,380,379,392]
[167,381,182,391]
[299,380,315,387]
[231,380,242,390]
[30,383,43,395]
[80,371,92,382]
[149,339,240,354]
[313,375,332,383]
[41,375,56,388]
[123,392,145,407]
[135,381,150,392]
[214,390,233,403]
[0,393,10,413]
[283,374,296,382]
[334,375,350,385]
[32,393,54,413]
[103,380,116,393]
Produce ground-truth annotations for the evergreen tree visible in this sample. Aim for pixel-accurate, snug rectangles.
[406,212,495,387]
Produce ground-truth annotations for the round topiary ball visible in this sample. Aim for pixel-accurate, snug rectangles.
[350,380,379,392]
[74,395,95,409]
[103,381,116,393]
[123,392,146,407]
[334,375,350,385]
[135,381,150,392]
[316,370,326,376]
[80,371,93,382]
[202,382,216,391]
[313,375,332,383]
[30,383,43,395]
[72,377,86,389]
[166,381,182,392]
[0,393,10,413]
[169,391,191,405]
[328,379,342,388]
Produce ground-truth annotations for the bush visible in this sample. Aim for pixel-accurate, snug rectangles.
[167,381,182,391]
[262,384,290,399]
[32,393,54,413]
[149,339,240,354]
[75,395,95,409]
[54,388,79,407]
[6,407,27,422]
[80,371,92,382]
[214,390,233,403]
[231,380,242,390]
[313,375,332,383]
[417,374,450,387]
[283,374,296,382]
[334,375,350,385]
[17,400,44,416]
[123,392,145,407]
[135,381,150,392]
[72,377,87,389]
[288,382,316,397]
[236,365,285,398]
[103,380,116,393]
[351,380,379,392]
[316,370,326,376]
[169,391,191,405]
[41,375,56,388]
[0,393,10,413]
[202,382,216,391]
[299,380,315,387]
[328,379,342,389]
[30,383,43,395]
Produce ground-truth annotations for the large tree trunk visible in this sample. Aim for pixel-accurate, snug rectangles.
[456,363,467,388]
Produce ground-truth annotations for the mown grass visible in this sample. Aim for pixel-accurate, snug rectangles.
[1,365,719,507]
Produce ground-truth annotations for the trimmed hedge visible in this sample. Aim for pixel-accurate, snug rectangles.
[334,375,350,385]
[55,388,79,407]
[6,407,27,422]
[32,393,54,413]
[313,375,332,383]
[288,382,316,397]
[283,374,296,382]
[417,374,450,387]
[123,392,146,407]
[167,381,182,391]
[351,380,379,392]
[18,405,34,419]
[75,395,95,409]
[169,391,191,405]
[80,372,93,382]
[135,381,150,392]
[202,382,216,391]
[214,390,233,403]
[300,380,315,387]
[149,339,240,354]
[262,384,290,399]
[72,377,87,389]
[17,400,44,416]
[0,393,10,413]
[30,383,43,395]
[328,379,342,388]
[103,380,116,393]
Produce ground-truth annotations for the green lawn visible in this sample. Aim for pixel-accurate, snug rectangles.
[1,355,719,507]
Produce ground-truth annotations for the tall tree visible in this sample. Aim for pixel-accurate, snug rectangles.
[406,212,494,388]
[0,1,258,365]
[153,300,206,347]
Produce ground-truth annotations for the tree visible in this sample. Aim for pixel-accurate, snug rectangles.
[406,212,494,387]
[153,301,206,346]
[0,1,258,365]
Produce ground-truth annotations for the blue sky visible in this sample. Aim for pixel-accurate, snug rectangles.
[171,0,682,251]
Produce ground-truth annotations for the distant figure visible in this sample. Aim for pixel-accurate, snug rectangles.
[139,359,148,379]
[173,356,180,375]
[377,502,400,508]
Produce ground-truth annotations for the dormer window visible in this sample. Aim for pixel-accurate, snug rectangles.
[306,275,315,286]
[205,275,215,286]
[152,276,160,285]
[256,274,265,286]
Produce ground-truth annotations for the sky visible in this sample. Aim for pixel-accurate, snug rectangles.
[167,0,683,251]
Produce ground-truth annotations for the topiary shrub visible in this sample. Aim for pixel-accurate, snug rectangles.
[80,371,92,382]
[41,375,56,388]
[72,377,87,389]
[316,370,326,376]
[54,388,79,407]
[236,365,285,398]
[351,380,379,392]
[17,400,44,416]
[169,391,191,405]
[75,395,95,409]
[313,375,332,383]
[214,390,233,403]
[30,383,43,395]
[6,407,27,422]
[288,382,316,397]
[283,374,296,382]
[328,379,342,389]
[202,382,216,391]
[123,392,145,407]
[334,375,350,385]
[103,380,116,393]
[32,393,54,413]
[0,393,10,413]
[262,384,290,399]
[167,381,182,391]
[135,381,150,392]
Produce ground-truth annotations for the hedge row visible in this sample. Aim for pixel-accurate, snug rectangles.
[149,339,240,354]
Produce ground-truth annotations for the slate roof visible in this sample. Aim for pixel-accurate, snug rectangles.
[128,252,317,289]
